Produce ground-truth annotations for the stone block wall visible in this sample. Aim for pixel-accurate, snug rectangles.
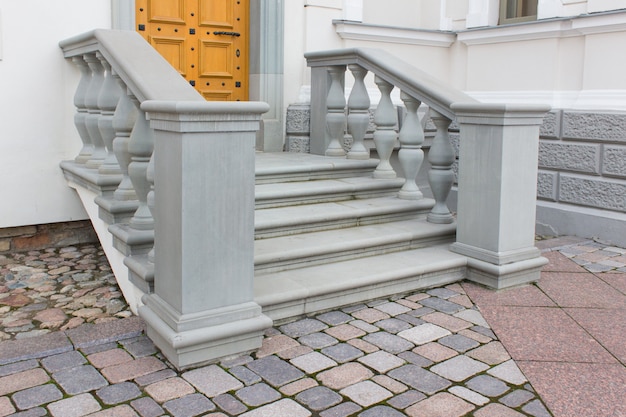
[0,221,98,254]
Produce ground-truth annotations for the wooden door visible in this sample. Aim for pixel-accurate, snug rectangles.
[136,0,249,101]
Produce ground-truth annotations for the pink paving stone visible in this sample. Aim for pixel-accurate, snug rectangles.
[518,361,626,417]
[316,362,374,390]
[145,377,196,403]
[239,398,311,417]
[458,329,493,344]
[373,302,411,316]
[256,334,300,358]
[473,403,525,417]
[565,307,626,364]
[88,348,134,369]
[405,293,430,302]
[0,397,15,417]
[595,272,626,295]
[412,342,458,363]
[0,368,49,396]
[347,338,379,353]
[371,374,408,394]
[462,282,556,307]
[448,294,473,308]
[538,272,626,309]
[33,308,67,325]
[87,405,139,417]
[183,364,243,397]
[101,356,167,384]
[445,283,465,294]
[339,380,393,407]
[357,350,405,373]
[277,345,313,360]
[542,251,587,273]
[405,392,475,417]
[324,324,366,341]
[279,377,319,396]
[351,308,390,323]
[466,341,511,365]
[47,393,101,417]
[421,312,473,332]
[290,351,337,374]
[395,299,421,309]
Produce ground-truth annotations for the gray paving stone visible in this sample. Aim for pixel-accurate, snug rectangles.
[0,359,38,377]
[163,393,215,417]
[316,311,353,326]
[79,342,118,356]
[374,318,412,334]
[387,389,426,409]
[465,374,510,397]
[397,323,451,345]
[290,352,337,374]
[438,334,480,352]
[349,320,379,333]
[397,351,433,367]
[230,365,262,386]
[298,332,338,349]
[236,382,281,407]
[406,307,435,318]
[183,364,244,397]
[499,389,535,408]
[12,383,63,409]
[387,364,451,395]
[7,407,48,417]
[53,364,108,395]
[342,304,367,314]
[246,355,305,387]
[358,405,406,417]
[427,288,459,299]
[213,393,248,415]
[130,396,164,417]
[47,393,101,417]
[395,314,425,326]
[319,401,362,417]
[449,386,490,406]
[321,343,364,363]
[295,386,342,411]
[340,380,393,407]
[221,354,254,369]
[430,355,489,382]
[0,332,72,366]
[523,399,552,417]
[65,316,144,348]
[420,297,464,314]
[357,350,405,373]
[471,325,496,339]
[487,360,527,385]
[373,302,411,316]
[362,332,414,354]
[239,398,311,417]
[41,351,86,373]
[120,336,157,358]
[279,319,328,338]
[134,369,178,387]
[95,381,141,405]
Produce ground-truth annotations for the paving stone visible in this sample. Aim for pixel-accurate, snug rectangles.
[340,380,393,407]
[144,377,195,403]
[421,312,473,332]
[406,392,475,417]
[41,351,86,373]
[522,399,552,417]
[427,288,459,299]
[466,341,510,365]
[239,398,311,417]
[87,349,133,369]
[374,318,412,334]
[12,384,63,410]
[47,393,101,417]
[394,314,425,326]
[246,355,304,388]
[101,356,166,384]
[230,364,263,386]
[474,403,526,417]
[363,331,414,354]
[357,350,405,373]
[0,359,38,377]
[296,385,342,411]
[279,377,318,396]
[499,389,535,408]
[342,304,367,314]
[454,309,490,327]
[65,316,144,349]
[471,325,496,339]
[395,299,421,309]
[459,329,493,344]
[316,362,373,390]
[53,364,108,395]
[448,385,490,406]
[351,308,390,323]
[448,294,474,308]
[487,359,527,385]
[279,319,328,338]
[373,302,411,316]
[80,342,119,356]
[319,401,362,417]
[387,365,451,395]
[347,339,379,353]
[130,397,164,417]
[0,397,15,416]
[465,374,510,397]
[397,323,450,345]
[290,351,337,374]
[221,354,253,369]
[213,393,248,415]
[405,307,435,318]
[387,389,426,409]
[348,320,379,333]
[438,334,480,352]
[397,351,433,367]
[86,404,139,417]
[6,406,47,417]
[256,335,300,358]
[430,355,489,382]
[163,393,215,417]
[134,369,178,387]
[298,332,338,349]
[371,374,408,393]
[0,368,49,396]
[184,364,244,397]
[236,382,281,407]
[0,331,72,365]
[321,343,364,363]
[315,311,352,326]
[419,297,464,314]
[324,324,366,341]
[357,405,405,417]
[412,342,458,362]
[121,337,157,358]
[406,293,430,303]
[276,345,313,360]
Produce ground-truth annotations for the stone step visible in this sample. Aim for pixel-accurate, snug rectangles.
[255,196,435,239]
[255,243,466,322]
[254,218,456,274]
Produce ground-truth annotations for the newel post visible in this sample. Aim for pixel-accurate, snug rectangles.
[450,103,550,289]
[138,101,272,370]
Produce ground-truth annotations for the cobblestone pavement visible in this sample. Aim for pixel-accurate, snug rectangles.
[0,236,624,417]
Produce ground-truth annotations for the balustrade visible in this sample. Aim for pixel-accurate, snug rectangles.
[72,56,93,164]
[427,110,455,223]
[97,55,123,176]
[83,54,107,169]
[346,65,370,160]
[397,92,424,199]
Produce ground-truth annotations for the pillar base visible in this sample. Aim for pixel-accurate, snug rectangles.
[124,254,154,293]
[95,196,139,224]
[108,224,154,256]
[450,242,540,265]
[465,255,548,290]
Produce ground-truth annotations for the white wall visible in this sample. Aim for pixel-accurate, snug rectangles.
[0,0,111,228]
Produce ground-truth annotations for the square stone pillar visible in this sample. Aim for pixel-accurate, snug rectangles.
[450,103,551,289]
[138,100,272,370]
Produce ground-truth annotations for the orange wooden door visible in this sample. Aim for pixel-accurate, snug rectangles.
[136,0,249,101]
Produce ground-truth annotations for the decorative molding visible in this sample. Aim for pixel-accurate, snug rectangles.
[333,20,456,47]
[0,9,3,61]
[466,90,626,111]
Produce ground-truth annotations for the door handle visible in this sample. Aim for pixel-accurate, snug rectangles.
[213,31,241,37]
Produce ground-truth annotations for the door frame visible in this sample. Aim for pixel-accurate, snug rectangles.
[112,0,285,152]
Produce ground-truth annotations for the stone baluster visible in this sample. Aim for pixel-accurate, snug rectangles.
[97,56,123,175]
[112,80,138,202]
[427,110,455,224]
[72,56,93,164]
[372,76,397,179]
[146,151,156,266]
[325,66,347,157]
[83,54,107,169]
[398,92,424,199]
[346,65,370,160]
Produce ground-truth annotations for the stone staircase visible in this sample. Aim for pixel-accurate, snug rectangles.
[252,152,464,322]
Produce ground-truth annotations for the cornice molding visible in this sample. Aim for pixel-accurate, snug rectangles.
[333,20,456,47]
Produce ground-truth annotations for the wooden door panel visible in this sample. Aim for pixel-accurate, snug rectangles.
[199,0,234,27]
[151,37,187,76]
[147,0,186,24]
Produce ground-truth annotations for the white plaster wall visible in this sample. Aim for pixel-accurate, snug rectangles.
[0,0,111,228]
[362,0,421,28]
[582,31,626,90]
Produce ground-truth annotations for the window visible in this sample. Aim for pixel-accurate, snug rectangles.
[500,0,537,24]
